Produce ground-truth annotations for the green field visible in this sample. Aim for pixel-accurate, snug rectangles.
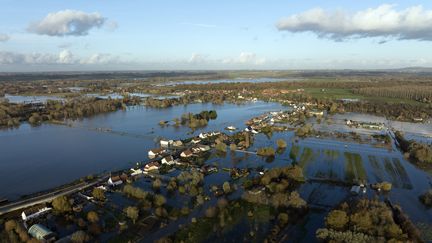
[303,88,425,105]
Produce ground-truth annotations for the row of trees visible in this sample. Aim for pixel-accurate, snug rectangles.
[353,85,432,103]
[317,199,414,242]
[0,96,141,128]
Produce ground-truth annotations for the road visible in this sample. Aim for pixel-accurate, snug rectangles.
[0,175,109,216]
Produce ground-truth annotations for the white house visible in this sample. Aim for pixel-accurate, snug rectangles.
[22,207,52,221]
[108,176,123,186]
[191,138,201,144]
[144,161,160,172]
[180,149,193,158]
[148,148,165,158]
[130,168,143,176]
[199,133,208,139]
[161,156,177,165]
[191,147,201,154]
[172,140,183,147]
[160,139,173,148]
[197,144,211,152]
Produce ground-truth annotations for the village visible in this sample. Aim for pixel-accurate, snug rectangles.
[0,101,407,242]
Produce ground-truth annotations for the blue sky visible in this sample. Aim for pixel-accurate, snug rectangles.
[1,0,432,71]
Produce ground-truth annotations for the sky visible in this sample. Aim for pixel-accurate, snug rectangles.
[1,0,432,71]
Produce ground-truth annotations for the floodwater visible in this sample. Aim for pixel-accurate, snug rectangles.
[0,101,283,200]
[4,94,64,104]
[154,77,300,86]
[2,100,431,241]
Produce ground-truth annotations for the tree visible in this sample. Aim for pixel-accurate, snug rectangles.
[276,139,287,149]
[87,211,99,223]
[154,194,166,207]
[222,181,231,194]
[153,178,162,191]
[257,147,275,157]
[71,230,90,243]
[4,219,16,232]
[325,210,348,230]
[52,196,72,212]
[92,188,105,201]
[124,206,139,224]
[215,142,227,153]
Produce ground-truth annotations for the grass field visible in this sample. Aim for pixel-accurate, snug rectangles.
[303,88,425,105]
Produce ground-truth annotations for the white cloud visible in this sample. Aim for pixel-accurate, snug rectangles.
[28,9,107,36]
[276,4,432,41]
[58,50,74,64]
[0,50,123,65]
[80,53,121,64]
[188,53,207,64]
[0,34,10,42]
[223,52,266,65]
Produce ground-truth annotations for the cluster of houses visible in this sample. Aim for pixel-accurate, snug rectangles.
[346,120,384,130]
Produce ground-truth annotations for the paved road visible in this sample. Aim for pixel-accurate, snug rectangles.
[0,175,109,216]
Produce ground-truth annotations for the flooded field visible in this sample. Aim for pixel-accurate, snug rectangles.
[4,94,65,104]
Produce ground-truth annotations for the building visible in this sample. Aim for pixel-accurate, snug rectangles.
[21,206,52,221]
[108,175,123,186]
[161,156,177,165]
[144,161,160,172]
[308,110,324,117]
[197,144,211,152]
[191,138,201,144]
[130,168,143,176]
[199,133,208,139]
[180,149,193,158]
[28,224,56,241]
[160,139,173,148]
[148,148,165,158]
[172,140,183,147]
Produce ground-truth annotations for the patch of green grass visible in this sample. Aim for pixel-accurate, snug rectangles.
[303,88,425,105]
[344,152,367,182]
[298,147,314,169]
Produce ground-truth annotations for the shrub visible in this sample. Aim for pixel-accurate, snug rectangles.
[257,147,275,157]
[87,211,99,223]
[276,139,287,148]
[52,196,72,212]
[92,188,105,201]
[124,206,139,224]
[325,210,348,230]
[419,190,432,207]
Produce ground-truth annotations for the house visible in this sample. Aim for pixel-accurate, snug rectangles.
[78,192,93,201]
[96,185,108,191]
[161,156,177,165]
[191,138,201,144]
[28,224,56,241]
[197,144,211,152]
[130,168,143,176]
[21,206,52,221]
[172,140,183,147]
[225,126,236,131]
[180,149,193,158]
[108,175,123,186]
[199,133,208,139]
[148,148,165,158]
[308,110,324,116]
[160,139,173,148]
[144,161,160,172]
[192,147,201,154]
[350,186,360,195]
